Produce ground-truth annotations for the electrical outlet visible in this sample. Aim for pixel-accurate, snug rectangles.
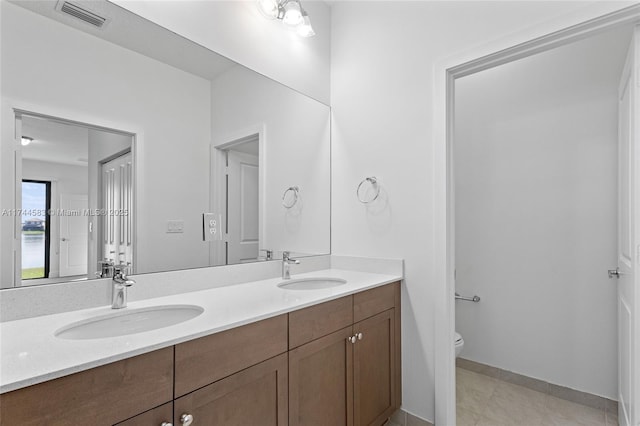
[166,220,184,233]
[203,213,221,241]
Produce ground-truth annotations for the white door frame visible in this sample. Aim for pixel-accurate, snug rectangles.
[210,124,266,266]
[434,4,640,425]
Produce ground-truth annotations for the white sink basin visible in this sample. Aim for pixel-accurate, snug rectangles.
[277,277,347,290]
[54,305,204,340]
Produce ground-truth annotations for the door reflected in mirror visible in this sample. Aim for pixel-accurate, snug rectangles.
[222,138,260,265]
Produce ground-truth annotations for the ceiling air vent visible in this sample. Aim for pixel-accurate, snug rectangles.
[56,1,108,28]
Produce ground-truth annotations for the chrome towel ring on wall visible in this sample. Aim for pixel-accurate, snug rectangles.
[282,186,300,208]
[357,177,380,203]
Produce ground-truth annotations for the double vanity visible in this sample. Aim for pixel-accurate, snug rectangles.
[0,258,403,426]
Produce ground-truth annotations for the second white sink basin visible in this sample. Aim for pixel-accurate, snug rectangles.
[277,277,347,290]
[55,305,204,340]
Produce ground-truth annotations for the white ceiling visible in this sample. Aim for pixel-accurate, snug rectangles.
[10,0,238,81]
[21,116,89,167]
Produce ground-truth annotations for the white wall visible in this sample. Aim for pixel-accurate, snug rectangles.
[211,65,331,259]
[330,1,634,422]
[455,27,626,399]
[0,1,212,286]
[112,0,332,105]
[22,159,88,279]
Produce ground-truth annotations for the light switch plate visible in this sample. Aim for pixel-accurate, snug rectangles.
[203,213,221,241]
[166,220,184,233]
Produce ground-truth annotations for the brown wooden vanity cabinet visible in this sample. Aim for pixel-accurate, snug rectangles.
[0,282,401,426]
[289,282,401,426]
[0,347,174,426]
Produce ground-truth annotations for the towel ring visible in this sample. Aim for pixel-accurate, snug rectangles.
[357,177,380,204]
[282,186,300,208]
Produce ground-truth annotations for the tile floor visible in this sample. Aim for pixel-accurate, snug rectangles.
[457,367,619,426]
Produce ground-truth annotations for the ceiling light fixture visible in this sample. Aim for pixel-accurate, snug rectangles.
[21,136,33,146]
[257,0,315,37]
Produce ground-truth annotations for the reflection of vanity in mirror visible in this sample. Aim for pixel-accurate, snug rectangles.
[0,0,331,289]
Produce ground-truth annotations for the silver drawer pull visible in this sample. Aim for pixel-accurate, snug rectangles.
[161,422,173,426]
[180,413,194,426]
[356,332,363,340]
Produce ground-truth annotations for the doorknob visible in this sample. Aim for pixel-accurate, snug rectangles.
[608,268,622,279]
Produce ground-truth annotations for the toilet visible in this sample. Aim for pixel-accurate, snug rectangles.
[455,332,464,358]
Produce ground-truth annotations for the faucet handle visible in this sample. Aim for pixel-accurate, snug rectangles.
[259,249,273,260]
[283,251,298,262]
[114,264,133,281]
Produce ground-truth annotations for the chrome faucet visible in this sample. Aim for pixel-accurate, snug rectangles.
[282,251,300,280]
[112,264,135,309]
[96,259,114,278]
[260,249,273,261]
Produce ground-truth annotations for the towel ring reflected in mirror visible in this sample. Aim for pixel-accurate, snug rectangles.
[282,186,300,208]
[357,177,380,204]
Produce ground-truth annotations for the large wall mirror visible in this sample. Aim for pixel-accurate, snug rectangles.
[0,0,330,289]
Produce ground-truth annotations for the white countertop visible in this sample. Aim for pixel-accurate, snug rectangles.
[0,268,401,394]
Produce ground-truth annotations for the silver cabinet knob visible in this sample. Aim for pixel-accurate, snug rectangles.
[161,423,173,426]
[357,332,363,341]
[180,413,194,426]
[347,336,356,344]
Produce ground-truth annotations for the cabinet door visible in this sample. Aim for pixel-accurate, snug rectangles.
[353,309,396,426]
[289,326,354,426]
[174,353,287,426]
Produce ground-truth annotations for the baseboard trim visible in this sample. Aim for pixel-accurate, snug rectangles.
[456,358,618,413]
[387,408,434,426]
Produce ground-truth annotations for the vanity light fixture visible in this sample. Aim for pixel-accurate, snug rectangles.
[21,136,33,146]
[257,0,315,38]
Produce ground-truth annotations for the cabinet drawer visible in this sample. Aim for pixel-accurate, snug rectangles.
[115,402,173,426]
[353,282,399,323]
[175,314,287,397]
[0,347,173,426]
[289,295,353,349]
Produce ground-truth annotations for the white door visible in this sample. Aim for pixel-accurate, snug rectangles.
[101,152,133,268]
[59,194,88,277]
[617,25,640,426]
[227,150,259,264]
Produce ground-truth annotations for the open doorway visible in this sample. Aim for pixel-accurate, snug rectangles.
[219,135,260,265]
[434,6,640,426]
[452,24,629,426]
